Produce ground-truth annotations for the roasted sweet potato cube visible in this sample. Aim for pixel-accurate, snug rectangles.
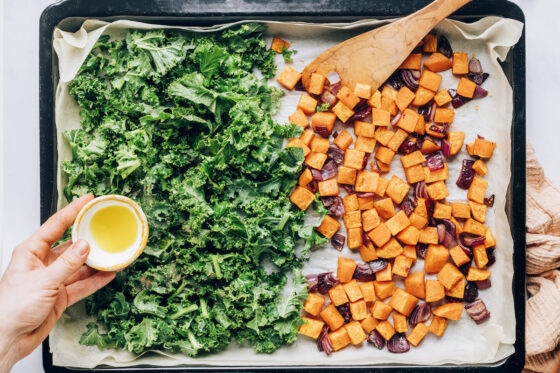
[344,148,366,170]
[373,198,396,220]
[425,244,449,273]
[452,203,471,219]
[405,165,426,184]
[387,129,409,152]
[452,52,469,75]
[393,313,408,333]
[337,86,360,109]
[433,202,452,219]
[468,201,487,223]
[407,323,429,346]
[433,302,463,320]
[354,121,375,138]
[289,110,309,128]
[377,160,391,173]
[457,77,477,98]
[386,176,410,204]
[415,198,427,217]
[360,314,379,333]
[329,284,349,306]
[347,227,364,249]
[473,138,496,159]
[316,215,341,239]
[328,327,351,351]
[424,52,452,72]
[425,279,446,303]
[423,34,437,53]
[445,277,465,299]
[399,53,422,70]
[382,86,398,100]
[300,128,314,145]
[415,114,426,135]
[299,317,325,339]
[392,255,413,277]
[343,279,364,302]
[362,208,381,232]
[425,123,446,139]
[343,194,359,212]
[409,212,428,230]
[424,163,449,183]
[403,245,417,262]
[371,300,393,320]
[307,72,326,95]
[447,131,465,156]
[338,257,357,283]
[359,242,378,262]
[466,142,475,156]
[468,176,488,204]
[298,94,318,114]
[412,86,436,106]
[376,176,389,197]
[358,196,374,210]
[381,96,398,116]
[473,244,489,268]
[427,180,449,200]
[311,112,336,134]
[377,261,394,281]
[345,320,367,345]
[401,151,426,168]
[375,127,394,146]
[467,267,491,281]
[350,300,368,321]
[368,90,382,108]
[331,101,354,123]
[419,227,438,244]
[356,171,379,193]
[419,70,442,92]
[375,146,395,164]
[472,159,488,176]
[286,138,310,157]
[397,225,420,246]
[271,37,290,53]
[452,216,463,234]
[338,166,357,185]
[354,82,372,99]
[377,238,403,259]
[437,263,464,290]
[376,320,396,341]
[310,136,330,154]
[389,288,418,316]
[298,168,313,187]
[304,293,326,316]
[396,86,416,112]
[405,271,425,299]
[370,108,390,127]
[355,136,377,153]
[450,246,471,267]
[434,108,454,124]
[305,152,327,170]
[277,66,301,89]
[374,281,395,300]
[386,210,410,236]
[318,178,339,197]
[359,281,376,303]
[463,218,487,236]
[420,137,441,154]
[398,109,420,133]
[333,129,353,150]
[290,186,315,210]
[434,89,452,106]
[485,227,496,248]
[320,304,345,330]
[343,210,363,229]
[429,315,448,336]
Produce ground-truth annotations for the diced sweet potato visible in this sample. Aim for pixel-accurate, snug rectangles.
[373,198,396,220]
[424,52,452,72]
[399,53,422,70]
[381,96,398,116]
[386,210,410,236]
[360,314,379,333]
[415,114,426,135]
[333,129,353,150]
[405,271,425,299]
[290,186,315,210]
[316,215,341,239]
[468,201,487,223]
[445,277,465,299]
[359,241,378,262]
[376,263,393,282]
[433,302,463,320]
[376,176,390,197]
[337,86,360,109]
[434,89,452,106]
[434,108,454,124]
[362,208,381,232]
[452,217,463,234]
[329,284,349,306]
[375,127,394,146]
[277,66,301,89]
[425,123,447,139]
[298,94,318,114]
[354,82,372,99]
[368,90,382,108]
[425,279,446,303]
[344,148,366,170]
[409,212,428,230]
[472,159,488,176]
[447,131,465,156]
[425,244,449,274]
[286,138,310,157]
[457,77,477,98]
[401,151,426,168]
[338,166,357,185]
[467,267,491,281]
[405,164,426,184]
[433,202,452,219]
[370,108,390,127]
[371,300,393,320]
[358,196,374,210]
[355,120,376,137]
[300,128,314,145]
[450,246,471,267]
[414,198,427,217]
[392,255,413,277]
[347,227,363,249]
[375,146,396,164]
[396,86,416,112]
[407,323,429,346]
[452,203,471,219]
[467,176,488,204]
[420,137,441,154]
[271,37,290,53]
[304,293,326,316]
[310,136,330,154]
[343,210,362,229]
[355,136,377,153]
[429,315,448,336]
[343,279,364,302]
[328,327,351,351]
[427,180,449,200]
[332,101,354,123]
[382,86,398,100]
[452,52,469,75]
[396,225,420,246]
[412,86,436,106]
[320,304,345,330]
[299,317,325,339]
[387,129,409,152]
[376,320,396,341]
[318,178,339,197]
[356,171,379,193]
[473,138,496,159]
[345,320,367,345]
[338,257,357,283]
[419,70,442,92]
[311,112,336,133]
[374,281,395,300]
[359,281,376,302]
[377,238,404,259]
[473,244,489,268]
[289,109,309,128]
[393,313,408,333]
[308,73,326,95]
[389,288,418,316]
[418,227,438,245]
[463,218,487,236]
[423,34,437,53]
[424,163,449,183]
[386,176,410,204]
[485,227,496,248]
[343,194,359,212]
[398,109,420,133]
[437,263,464,290]
[401,245,416,260]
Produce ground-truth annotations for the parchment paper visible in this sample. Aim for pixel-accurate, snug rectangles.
[50,17,523,368]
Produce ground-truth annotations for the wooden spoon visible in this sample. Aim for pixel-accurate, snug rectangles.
[301,0,471,91]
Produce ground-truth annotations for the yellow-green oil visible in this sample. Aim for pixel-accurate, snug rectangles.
[90,205,138,253]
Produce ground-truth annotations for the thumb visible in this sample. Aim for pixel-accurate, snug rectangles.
[45,240,90,285]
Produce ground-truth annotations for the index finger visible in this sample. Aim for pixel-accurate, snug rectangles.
[32,194,94,248]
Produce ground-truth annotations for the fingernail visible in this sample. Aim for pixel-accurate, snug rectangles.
[75,240,90,256]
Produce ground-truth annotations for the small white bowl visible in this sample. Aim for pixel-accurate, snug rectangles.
[72,195,149,271]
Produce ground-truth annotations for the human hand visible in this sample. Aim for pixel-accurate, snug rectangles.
[0,194,116,372]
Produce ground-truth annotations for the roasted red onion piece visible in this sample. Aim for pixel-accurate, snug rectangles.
[361,153,370,170]
[322,196,344,217]
[341,184,354,194]
[306,274,319,292]
[414,181,428,199]
[327,146,345,165]
[409,303,431,326]
[486,248,496,267]
[472,85,488,99]
[317,325,333,355]
[417,102,433,122]
[400,195,417,216]
[429,123,449,137]
[353,264,375,281]
[457,159,476,189]
[367,330,385,349]
[400,69,421,90]
[440,219,457,237]
[467,72,490,86]
[349,104,371,122]
[399,137,420,155]
[369,259,389,273]
[416,244,428,260]
[441,139,451,158]
[437,224,446,244]
[391,111,402,126]
[460,233,486,247]
[458,261,472,277]
[320,160,339,180]
[357,192,375,198]
[315,125,331,137]
[442,231,456,249]
[465,298,490,324]
[337,303,352,322]
[437,35,453,58]
[468,57,483,74]
[385,71,404,90]
[321,90,337,106]
[331,233,345,251]
[448,89,471,108]
[294,79,305,91]
[306,181,317,193]
[317,272,339,294]
[387,333,410,353]
[426,151,445,171]
[312,169,323,181]
[476,279,492,289]
[463,282,479,303]
[425,198,435,225]
[329,82,342,96]
[484,194,495,207]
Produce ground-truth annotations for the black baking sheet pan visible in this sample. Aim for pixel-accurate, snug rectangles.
[39,0,526,371]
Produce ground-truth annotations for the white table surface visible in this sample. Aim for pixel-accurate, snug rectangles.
[2,0,559,371]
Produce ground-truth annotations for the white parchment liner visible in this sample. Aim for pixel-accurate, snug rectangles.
[50,17,523,368]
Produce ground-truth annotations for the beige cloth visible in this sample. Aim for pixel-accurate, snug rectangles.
[525,144,560,372]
